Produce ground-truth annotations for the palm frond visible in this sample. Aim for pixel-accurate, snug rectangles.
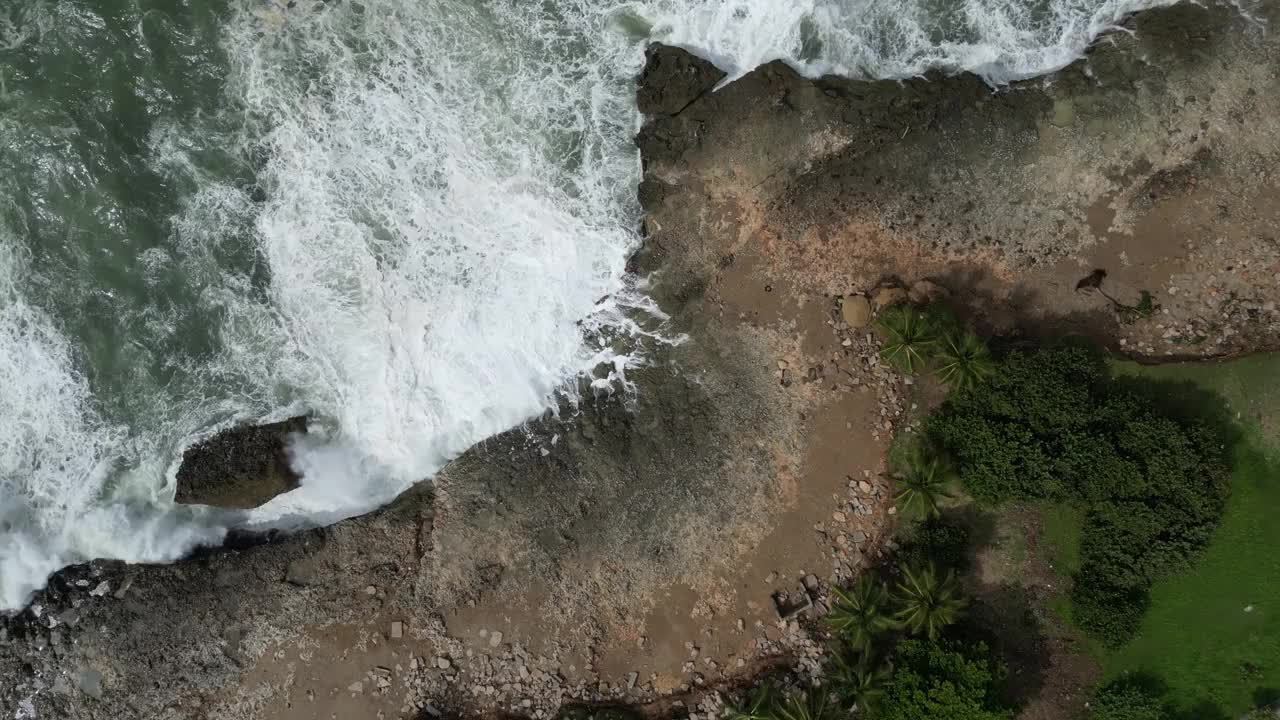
[725,683,776,720]
[827,576,894,650]
[769,688,838,720]
[936,331,995,390]
[826,644,891,712]
[893,562,968,639]
[877,304,938,374]
[893,449,957,520]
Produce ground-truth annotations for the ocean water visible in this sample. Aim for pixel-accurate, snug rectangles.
[0,0,1191,610]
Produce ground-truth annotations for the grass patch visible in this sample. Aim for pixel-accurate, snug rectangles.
[1039,504,1084,577]
[1080,354,1280,715]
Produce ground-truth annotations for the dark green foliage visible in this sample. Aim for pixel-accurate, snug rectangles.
[895,450,957,520]
[876,639,1011,720]
[897,516,972,573]
[828,575,895,651]
[1070,572,1148,647]
[927,345,1110,503]
[878,304,938,374]
[893,563,967,640]
[926,345,1231,647]
[1087,676,1167,720]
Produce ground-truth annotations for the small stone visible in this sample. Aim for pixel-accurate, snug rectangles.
[78,670,103,699]
[390,621,403,639]
[348,681,364,695]
[286,558,320,586]
[436,657,451,670]
[89,581,110,597]
[802,574,819,592]
[858,480,873,494]
[364,585,377,595]
[1050,99,1075,127]
[841,295,871,327]
[888,506,897,515]
[851,531,868,543]
[627,671,639,690]
[489,631,503,647]
[832,511,847,522]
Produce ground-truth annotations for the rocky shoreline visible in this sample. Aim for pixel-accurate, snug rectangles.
[5,2,1280,718]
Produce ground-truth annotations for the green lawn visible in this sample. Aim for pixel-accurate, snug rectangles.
[1080,355,1280,715]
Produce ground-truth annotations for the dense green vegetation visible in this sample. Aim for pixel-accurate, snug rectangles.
[926,344,1232,646]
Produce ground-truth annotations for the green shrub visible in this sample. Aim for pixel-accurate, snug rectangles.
[1087,676,1167,720]
[1070,572,1148,648]
[877,639,1011,720]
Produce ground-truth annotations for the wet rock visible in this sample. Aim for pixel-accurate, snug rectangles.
[174,416,307,509]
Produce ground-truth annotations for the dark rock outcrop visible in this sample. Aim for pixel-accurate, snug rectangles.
[174,416,306,508]
[635,42,725,117]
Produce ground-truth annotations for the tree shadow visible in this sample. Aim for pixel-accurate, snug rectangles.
[954,581,1054,708]
[1254,686,1280,709]
[931,263,1120,351]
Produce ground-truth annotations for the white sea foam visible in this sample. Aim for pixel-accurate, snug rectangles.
[0,0,1220,610]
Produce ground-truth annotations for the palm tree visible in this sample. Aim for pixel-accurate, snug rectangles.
[769,688,839,720]
[826,644,891,713]
[877,304,937,374]
[725,683,776,720]
[936,331,995,390]
[827,575,894,651]
[894,449,957,520]
[893,562,967,639]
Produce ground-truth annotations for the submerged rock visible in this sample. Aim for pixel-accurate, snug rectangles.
[174,416,307,509]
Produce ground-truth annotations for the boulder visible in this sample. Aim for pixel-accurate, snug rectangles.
[872,286,909,311]
[174,417,307,509]
[908,279,948,305]
[841,295,871,327]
